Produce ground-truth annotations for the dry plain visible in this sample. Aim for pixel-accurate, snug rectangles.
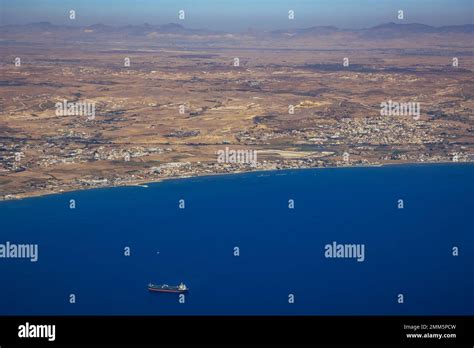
[0,22,473,199]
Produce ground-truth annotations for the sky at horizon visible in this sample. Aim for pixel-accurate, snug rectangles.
[1,0,472,31]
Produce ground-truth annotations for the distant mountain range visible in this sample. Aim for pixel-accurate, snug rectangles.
[0,22,216,36]
[271,22,474,38]
[2,22,473,39]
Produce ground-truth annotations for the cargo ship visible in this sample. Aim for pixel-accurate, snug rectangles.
[148,282,188,293]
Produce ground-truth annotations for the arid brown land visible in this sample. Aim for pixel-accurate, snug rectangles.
[0,22,473,199]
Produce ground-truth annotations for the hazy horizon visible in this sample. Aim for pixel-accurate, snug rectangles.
[1,0,472,32]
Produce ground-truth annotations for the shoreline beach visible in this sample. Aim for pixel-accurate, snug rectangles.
[1,160,472,203]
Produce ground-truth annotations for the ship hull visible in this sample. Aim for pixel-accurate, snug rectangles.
[148,283,189,293]
[148,287,188,294]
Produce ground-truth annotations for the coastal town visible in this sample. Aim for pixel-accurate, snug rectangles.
[1,22,473,200]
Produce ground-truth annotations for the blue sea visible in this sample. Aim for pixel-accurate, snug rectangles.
[0,164,472,315]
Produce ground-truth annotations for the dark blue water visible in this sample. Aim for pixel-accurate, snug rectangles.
[0,164,472,315]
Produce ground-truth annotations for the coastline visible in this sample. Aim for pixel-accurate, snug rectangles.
[0,160,472,203]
